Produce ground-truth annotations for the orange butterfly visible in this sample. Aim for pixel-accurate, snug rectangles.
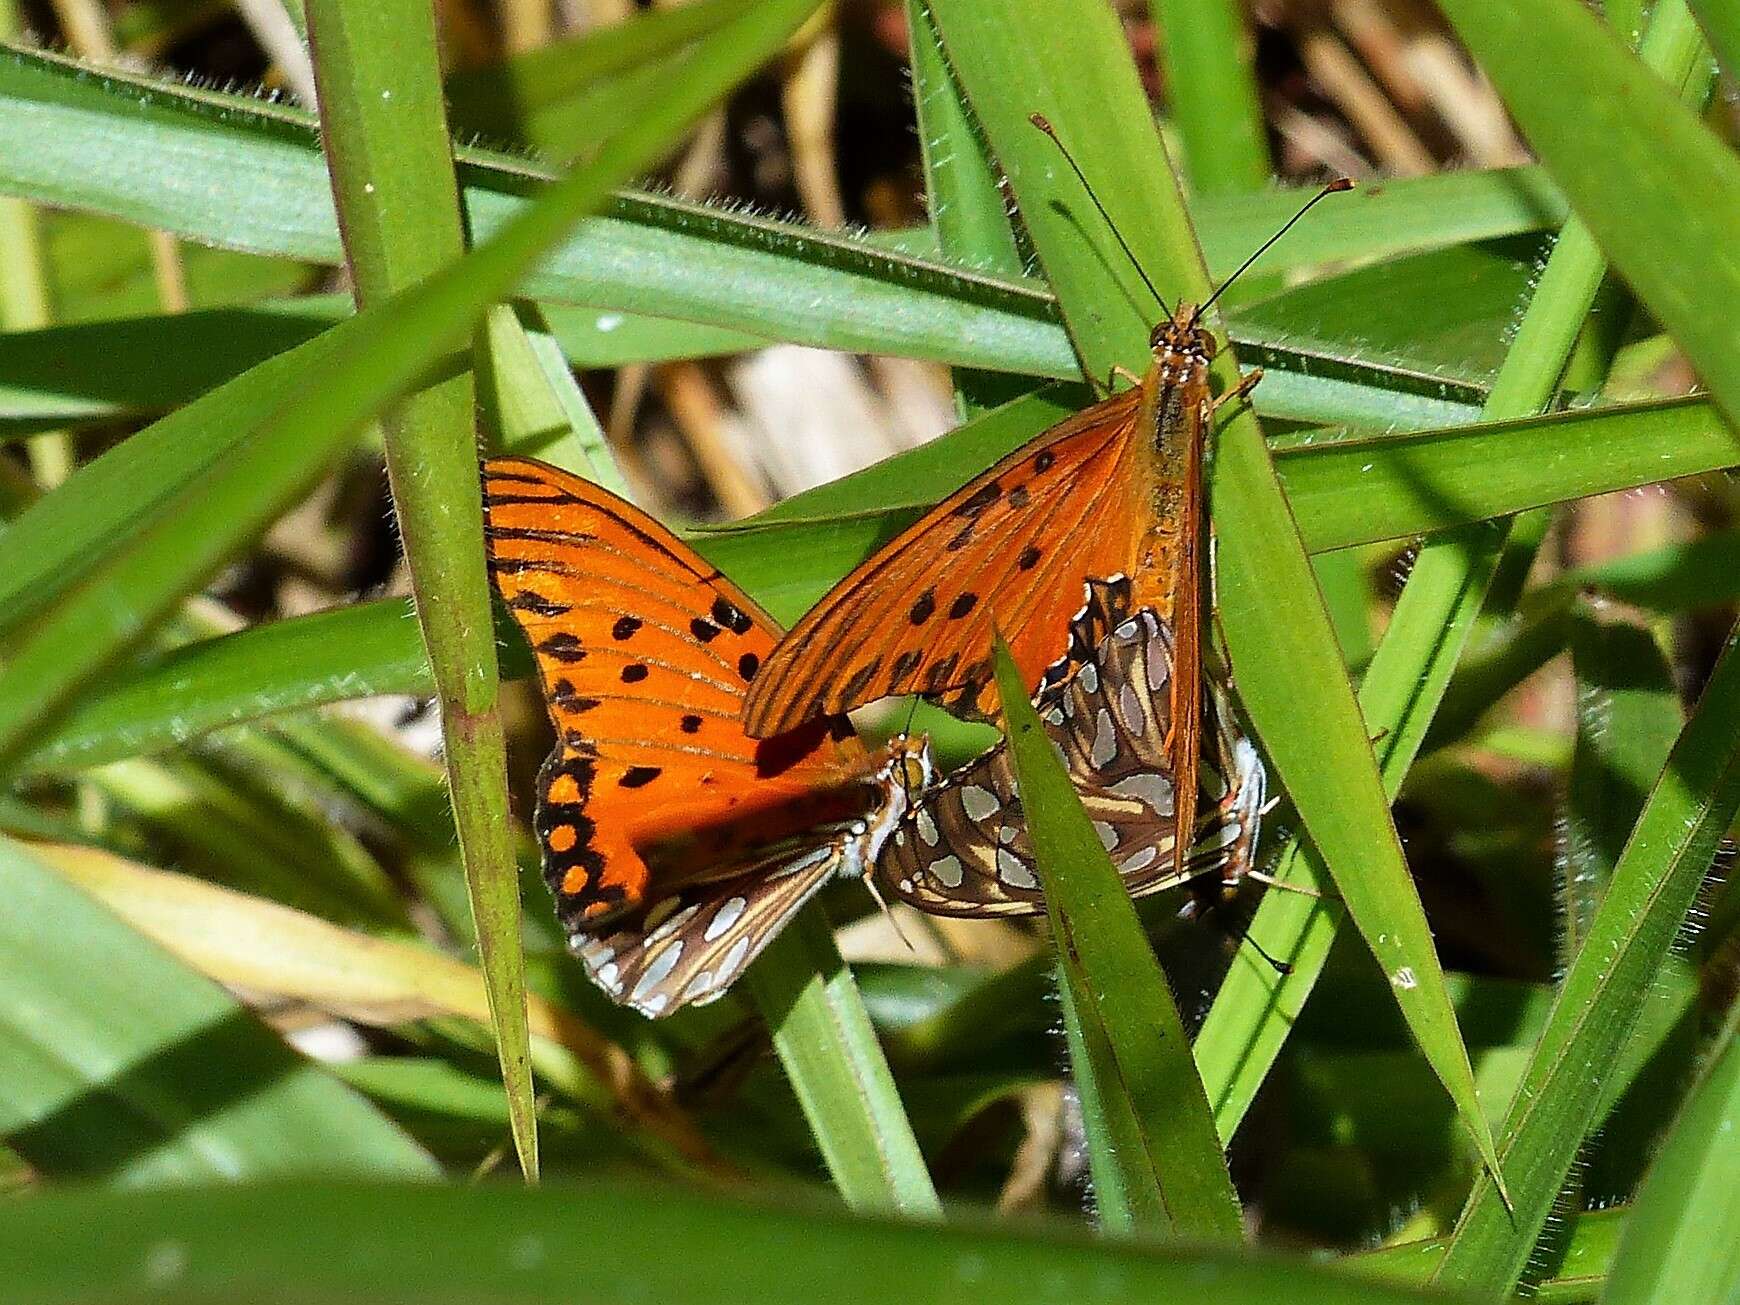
[483,457,934,1017]
[744,133,1345,874]
[881,578,1266,916]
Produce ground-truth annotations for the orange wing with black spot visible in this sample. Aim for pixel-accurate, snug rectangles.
[739,386,1147,739]
[484,457,907,1016]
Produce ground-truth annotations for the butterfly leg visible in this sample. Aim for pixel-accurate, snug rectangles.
[1246,868,1334,901]
[1214,368,1263,411]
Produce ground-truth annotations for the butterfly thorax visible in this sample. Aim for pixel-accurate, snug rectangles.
[1128,303,1214,622]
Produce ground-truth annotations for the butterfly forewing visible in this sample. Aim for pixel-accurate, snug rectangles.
[484,457,921,1016]
[880,582,1263,917]
[740,386,1147,735]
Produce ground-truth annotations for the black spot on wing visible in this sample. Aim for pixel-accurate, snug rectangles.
[537,633,587,663]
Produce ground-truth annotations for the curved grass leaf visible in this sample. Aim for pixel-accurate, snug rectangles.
[925,0,1501,1192]
[745,910,941,1218]
[1432,627,1740,1294]
[20,391,1738,777]
[0,45,1570,383]
[305,0,535,1181]
[993,640,1241,1239]
[35,840,720,1179]
[1151,0,1271,194]
[0,1181,1473,1305]
[1436,0,1740,427]
[1199,0,1714,1160]
[0,837,437,1182]
[1601,1003,1740,1305]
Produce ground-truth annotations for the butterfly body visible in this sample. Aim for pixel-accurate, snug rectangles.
[484,457,934,1016]
[881,578,1263,917]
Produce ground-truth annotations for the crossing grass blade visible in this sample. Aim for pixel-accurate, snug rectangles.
[1431,626,1740,1294]
[0,1180,1482,1305]
[992,639,1242,1240]
[305,0,536,1182]
[926,0,1505,1195]
[1435,0,1740,427]
[1600,1002,1740,1305]
[1150,0,1271,194]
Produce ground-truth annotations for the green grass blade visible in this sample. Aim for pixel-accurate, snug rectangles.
[1687,0,1740,77]
[1197,0,1710,1157]
[1151,0,1271,193]
[23,391,1736,776]
[993,639,1242,1241]
[1436,0,1740,428]
[305,0,534,1181]
[444,0,750,148]
[0,837,437,1182]
[1562,613,1682,958]
[925,0,1504,1191]
[1601,1002,1740,1305]
[908,0,1029,415]
[0,0,823,767]
[1432,628,1740,1293]
[744,909,941,1217]
[0,1181,1487,1305]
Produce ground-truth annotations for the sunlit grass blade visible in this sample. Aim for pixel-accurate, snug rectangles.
[745,909,940,1217]
[0,837,438,1182]
[33,840,721,1179]
[23,391,1739,779]
[1601,1002,1740,1305]
[0,1180,1494,1305]
[1150,0,1270,193]
[0,45,1575,384]
[444,0,751,149]
[992,639,1242,1241]
[1436,0,1740,426]
[1431,627,1740,1294]
[925,0,1503,1192]
[306,0,537,1182]
[1198,0,1710,1166]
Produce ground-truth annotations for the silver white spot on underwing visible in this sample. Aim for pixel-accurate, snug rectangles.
[1118,845,1159,873]
[917,808,939,847]
[1119,683,1144,731]
[1092,708,1118,767]
[630,942,683,1001]
[961,785,999,822]
[997,847,1038,888]
[717,936,752,982]
[1111,771,1174,815]
[931,854,964,887]
[1078,661,1100,695]
[1093,820,1118,851]
[705,896,747,942]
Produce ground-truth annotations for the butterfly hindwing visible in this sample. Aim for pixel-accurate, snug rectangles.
[880,582,1264,917]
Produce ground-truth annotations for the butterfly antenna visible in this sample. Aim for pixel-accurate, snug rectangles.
[1238,926,1293,977]
[1029,113,1169,317]
[1192,178,1354,325]
[864,875,919,955]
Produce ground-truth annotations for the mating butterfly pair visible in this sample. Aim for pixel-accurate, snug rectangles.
[484,457,1263,1018]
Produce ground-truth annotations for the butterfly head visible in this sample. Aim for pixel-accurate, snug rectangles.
[881,733,937,810]
[1150,302,1217,365]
